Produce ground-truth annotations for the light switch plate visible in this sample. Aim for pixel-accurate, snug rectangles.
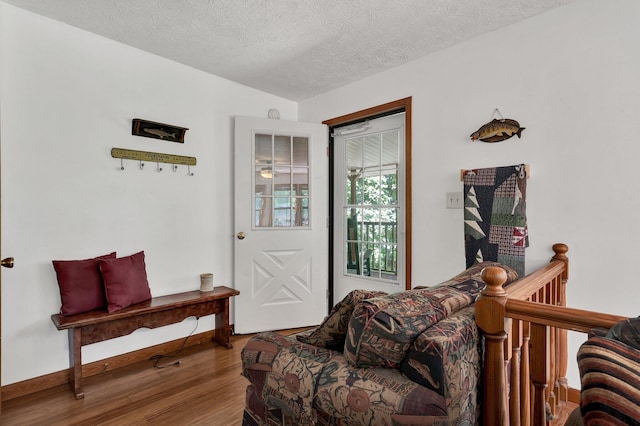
[446,192,464,209]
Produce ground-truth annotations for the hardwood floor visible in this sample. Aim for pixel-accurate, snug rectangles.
[2,332,256,426]
[2,329,579,425]
[551,403,579,426]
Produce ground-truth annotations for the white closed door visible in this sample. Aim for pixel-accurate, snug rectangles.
[234,116,328,334]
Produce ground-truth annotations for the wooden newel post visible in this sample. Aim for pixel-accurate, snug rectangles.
[477,266,510,426]
[551,243,569,281]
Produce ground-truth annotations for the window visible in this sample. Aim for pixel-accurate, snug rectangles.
[342,129,400,280]
[254,134,310,228]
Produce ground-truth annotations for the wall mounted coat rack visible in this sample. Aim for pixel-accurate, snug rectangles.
[111,148,196,175]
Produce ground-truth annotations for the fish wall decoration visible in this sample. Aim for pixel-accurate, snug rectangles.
[132,118,188,143]
[470,118,525,143]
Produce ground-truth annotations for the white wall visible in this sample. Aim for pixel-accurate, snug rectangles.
[3,0,639,390]
[300,0,640,388]
[0,3,297,385]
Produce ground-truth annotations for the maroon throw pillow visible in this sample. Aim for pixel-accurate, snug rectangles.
[53,252,116,316]
[99,251,151,313]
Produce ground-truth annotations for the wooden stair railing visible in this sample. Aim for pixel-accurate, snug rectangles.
[477,243,627,426]
[476,243,568,426]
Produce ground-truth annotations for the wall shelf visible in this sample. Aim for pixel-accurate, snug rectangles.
[131,118,188,143]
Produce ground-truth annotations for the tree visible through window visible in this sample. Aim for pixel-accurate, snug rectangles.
[344,131,399,281]
[328,103,410,305]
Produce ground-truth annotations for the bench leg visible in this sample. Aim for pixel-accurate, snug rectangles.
[213,298,233,349]
[69,328,84,399]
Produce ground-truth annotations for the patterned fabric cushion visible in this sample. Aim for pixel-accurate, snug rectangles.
[242,331,448,426]
[400,306,481,425]
[344,286,473,368]
[605,317,640,350]
[242,331,340,424]
[314,356,447,426]
[428,260,518,297]
[445,260,519,289]
[578,336,640,426]
[242,385,266,426]
[413,261,519,296]
[296,289,387,351]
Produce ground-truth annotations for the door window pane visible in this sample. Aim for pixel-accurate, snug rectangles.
[362,208,379,243]
[292,167,309,193]
[293,137,309,166]
[255,134,272,165]
[346,137,363,170]
[295,197,309,226]
[274,197,291,227]
[255,196,272,227]
[380,209,397,242]
[380,244,397,278]
[253,133,309,229]
[365,247,379,277]
[274,166,292,195]
[381,171,398,205]
[340,126,400,281]
[274,135,291,165]
[346,170,363,205]
[362,172,381,205]
[363,135,381,169]
[255,166,272,193]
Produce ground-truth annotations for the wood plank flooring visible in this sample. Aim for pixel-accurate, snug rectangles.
[2,329,578,425]
[2,332,257,426]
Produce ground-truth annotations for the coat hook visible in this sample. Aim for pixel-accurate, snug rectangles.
[120,158,125,171]
[172,164,178,172]
[157,162,163,172]
[188,165,194,176]
[139,160,145,170]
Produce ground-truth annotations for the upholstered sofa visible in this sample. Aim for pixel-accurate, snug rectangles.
[240,262,518,426]
[565,317,640,426]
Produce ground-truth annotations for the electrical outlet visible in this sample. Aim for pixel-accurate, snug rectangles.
[446,192,463,209]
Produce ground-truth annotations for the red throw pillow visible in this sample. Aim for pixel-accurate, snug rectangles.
[53,252,116,316]
[99,251,151,313]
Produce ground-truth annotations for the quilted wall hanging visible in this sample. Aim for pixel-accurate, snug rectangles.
[463,164,528,277]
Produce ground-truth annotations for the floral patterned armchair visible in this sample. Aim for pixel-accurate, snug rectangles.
[241,262,518,426]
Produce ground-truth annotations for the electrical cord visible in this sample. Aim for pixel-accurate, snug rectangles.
[149,317,200,369]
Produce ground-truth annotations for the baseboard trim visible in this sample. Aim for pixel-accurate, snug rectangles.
[2,329,218,402]
[2,329,583,407]
[568,387,580,404]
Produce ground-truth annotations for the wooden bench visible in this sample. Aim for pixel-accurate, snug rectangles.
[51,285,239,399]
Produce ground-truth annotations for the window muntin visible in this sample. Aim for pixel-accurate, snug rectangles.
[343,128,399,281]
[254,133,310,228]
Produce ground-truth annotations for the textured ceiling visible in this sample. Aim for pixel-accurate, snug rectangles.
[3,0,574,101]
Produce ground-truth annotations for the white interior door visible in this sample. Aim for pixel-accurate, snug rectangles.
[234,116,328,334]
[333,113,405,303]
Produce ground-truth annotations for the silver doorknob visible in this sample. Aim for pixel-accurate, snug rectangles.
[1,257,14,268]
[237,232,246,240]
